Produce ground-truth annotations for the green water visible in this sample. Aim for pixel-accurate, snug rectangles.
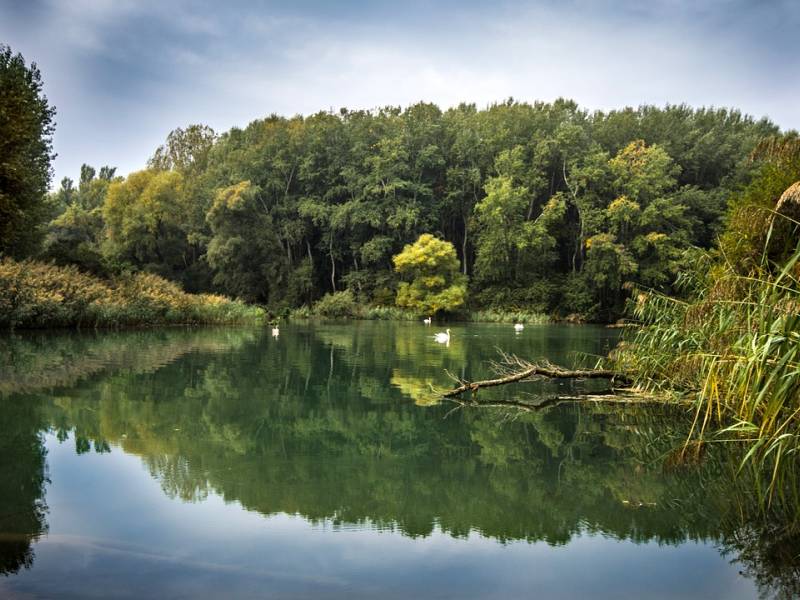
[0,322,794,598]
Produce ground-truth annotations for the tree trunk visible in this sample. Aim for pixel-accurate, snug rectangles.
[462,213,469,275]
[329,236,336,292]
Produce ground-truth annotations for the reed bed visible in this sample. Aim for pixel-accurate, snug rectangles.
[619,213,800,499]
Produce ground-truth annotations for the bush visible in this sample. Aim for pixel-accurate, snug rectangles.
[0,258,264,329]
[312,290,358,318]
[360,306,419,321]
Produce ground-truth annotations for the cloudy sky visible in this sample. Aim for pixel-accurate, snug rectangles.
[2,0,798,185]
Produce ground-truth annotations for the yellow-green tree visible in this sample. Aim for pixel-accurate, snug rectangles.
[102,169,188,277]
[393,234,467,315]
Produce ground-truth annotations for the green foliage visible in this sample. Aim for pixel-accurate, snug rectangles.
[39,164,120,278]
[4,78,782,322]
[148,124,216,174]
[0,45,55,258]
[102,169,190,278]
[393,234,467,315]
[0,258,264,329]
[206,180,288,303]
[359,305,420,320]
[311,289,358,318]
[620,145,800,498]
[466,309,549,324]
[42,204,106,274]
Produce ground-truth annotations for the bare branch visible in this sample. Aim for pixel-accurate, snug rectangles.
[441,355,630,399]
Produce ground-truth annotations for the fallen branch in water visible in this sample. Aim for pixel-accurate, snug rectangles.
[440,352,631,399]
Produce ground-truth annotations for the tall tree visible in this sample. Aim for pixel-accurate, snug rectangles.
[0,45,56,257]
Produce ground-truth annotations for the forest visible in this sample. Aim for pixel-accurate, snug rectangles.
[1,41,785,322]
[41,105,780,321]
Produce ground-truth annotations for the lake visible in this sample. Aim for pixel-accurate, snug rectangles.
[0,322,792,598]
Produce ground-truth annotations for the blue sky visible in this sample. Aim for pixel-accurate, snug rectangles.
[2,0,798,186]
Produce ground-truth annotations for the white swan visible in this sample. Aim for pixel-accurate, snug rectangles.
[271,326,279,338]
[434,328,451,343]
[423,317,432,325]
[514,323,524,332]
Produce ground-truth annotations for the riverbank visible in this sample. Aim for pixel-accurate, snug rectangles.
[288,305,552,324]
[0,259,264,329]
[286,290,552,324]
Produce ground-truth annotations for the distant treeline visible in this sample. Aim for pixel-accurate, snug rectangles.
[38,101,780,320]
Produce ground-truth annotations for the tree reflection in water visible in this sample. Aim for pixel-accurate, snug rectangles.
[0,324,797,597]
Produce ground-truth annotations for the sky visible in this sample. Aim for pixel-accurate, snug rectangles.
[1,0,798,186]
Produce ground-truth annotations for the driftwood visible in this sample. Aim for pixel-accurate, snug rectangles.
[441,353,631,399]
[432,352,673,416]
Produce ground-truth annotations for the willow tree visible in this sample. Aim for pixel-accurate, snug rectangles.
[393,234,467,315]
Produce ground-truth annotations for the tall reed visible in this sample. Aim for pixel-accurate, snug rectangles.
[620,210,800,500]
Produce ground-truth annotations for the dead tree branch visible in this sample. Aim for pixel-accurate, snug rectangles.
[440,353,631,399]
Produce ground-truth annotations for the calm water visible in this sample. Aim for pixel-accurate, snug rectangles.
[0,322,792,598]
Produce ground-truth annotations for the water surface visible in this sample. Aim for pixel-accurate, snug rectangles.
[0,322,790,598]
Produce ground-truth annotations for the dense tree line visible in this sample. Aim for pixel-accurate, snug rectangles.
[42,102,778,320]
[2,45,785,320]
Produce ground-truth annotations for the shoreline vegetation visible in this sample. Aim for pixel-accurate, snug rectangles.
[0,258,554,330]
[286,289,551,324]
[0,258,264,329]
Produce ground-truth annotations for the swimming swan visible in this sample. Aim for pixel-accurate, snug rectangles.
[514,323,524,332]
[434,329,451,343]
[271,326,280,338]
[423,317,432,325]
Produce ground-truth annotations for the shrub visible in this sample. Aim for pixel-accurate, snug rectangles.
[312,290,358,318]
[0,258,264,329]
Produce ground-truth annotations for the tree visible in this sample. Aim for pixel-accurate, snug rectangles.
[21,95,778,320]
[148,124,216,174]
[472,147,529,287]
[206,181,288,302]
[0,45,56,258]
[102,169,189,277]
[393,234,467,315]
[43,204,106,274]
